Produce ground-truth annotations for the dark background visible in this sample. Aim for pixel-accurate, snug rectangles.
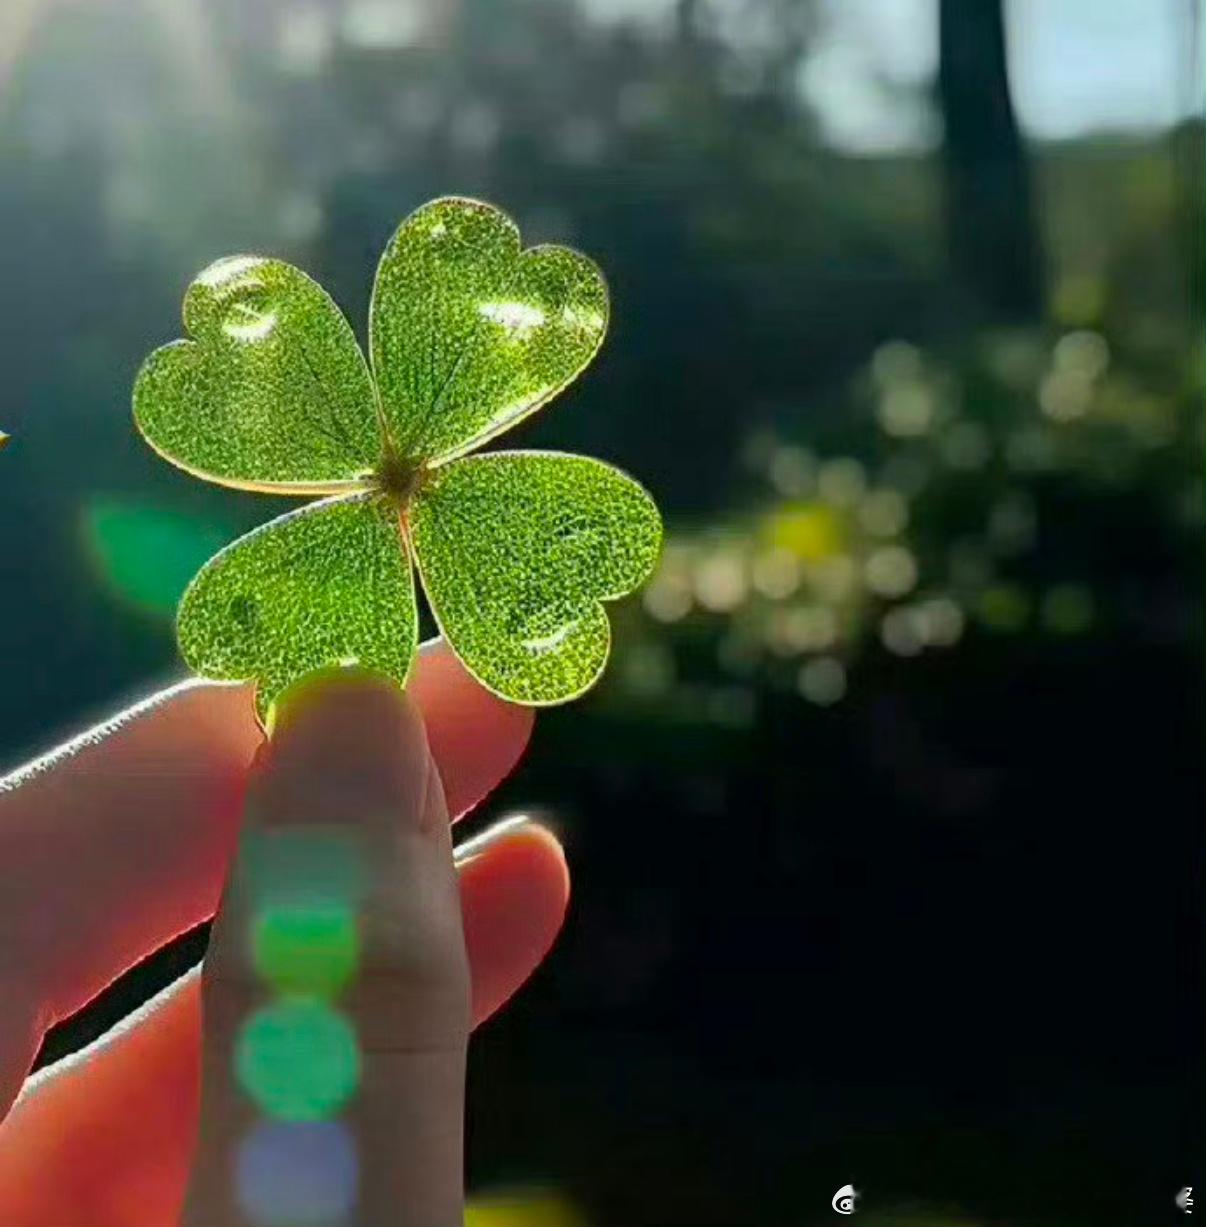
[0,1,1201,1223]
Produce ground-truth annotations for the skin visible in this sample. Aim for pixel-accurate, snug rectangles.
[0,641,570,1226]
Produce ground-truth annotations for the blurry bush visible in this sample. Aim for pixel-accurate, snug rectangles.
[606,314,1200,723]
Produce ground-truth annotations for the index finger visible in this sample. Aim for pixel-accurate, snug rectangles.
[0,641,532,1114]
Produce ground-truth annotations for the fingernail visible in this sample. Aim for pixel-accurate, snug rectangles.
[265,665,402,741]
[238,669,428,908]
[267,666,423,806]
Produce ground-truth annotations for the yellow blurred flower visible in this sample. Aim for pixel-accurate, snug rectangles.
[466,1190,588,1227]
[763,502,845,561]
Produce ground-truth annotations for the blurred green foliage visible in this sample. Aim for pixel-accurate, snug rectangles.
[607,313,1201,721]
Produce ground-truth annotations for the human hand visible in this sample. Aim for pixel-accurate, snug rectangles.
[0,642,570,1226]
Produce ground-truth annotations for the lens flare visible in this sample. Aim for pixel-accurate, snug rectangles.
[236,1000,361,1121]
[236,1119,358,1226]
[252,904,360,999]
[236,828,368,912]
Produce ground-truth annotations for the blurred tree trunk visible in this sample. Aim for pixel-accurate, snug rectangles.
[938,0,1045,321]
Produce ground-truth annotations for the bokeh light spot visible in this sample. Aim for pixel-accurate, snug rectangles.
[1039,369,1092,421]
[878,380,935,437]
[809,555,858,601]
[236,1001,361,1121]
[252,904,360,999]
[1040,584,1094,635]
[236,1119,358,1226]
[693,551,747,612]
[818,457,867,506]
[83,500,229,616]
[870,339,922,386]
[976,584,1031,633]
[1053,329,1109,379]
[798,656,846,705]
[915,596,965,647]
[881,606,924,656]
[643,570,693,622]
[765,503,844,561]
[767,605,837,655]
[238,828,368,912]
[751,547,802,599]
[767,445,816,495]
[858,488,909,537]
[466,1189,588,1227]
[865,546,919,598]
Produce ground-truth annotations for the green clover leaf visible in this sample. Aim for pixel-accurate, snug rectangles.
[134,196,662,719]
[371,197,610,465]
[411,452,661,703]
[135,257,379,492]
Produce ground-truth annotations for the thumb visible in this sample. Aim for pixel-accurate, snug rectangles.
[182,668,470,1227]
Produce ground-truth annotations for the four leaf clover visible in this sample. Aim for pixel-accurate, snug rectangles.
[134,196,662,719]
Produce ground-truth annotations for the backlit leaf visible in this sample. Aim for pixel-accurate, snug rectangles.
[411,451,661,703]
[135,257,380,493]
[177,493,416,720]
[134,198,661,712]
[370,197,608,466]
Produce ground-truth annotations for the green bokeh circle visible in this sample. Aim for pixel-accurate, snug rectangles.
[235,1000,361,1121]
[252,904,360,999]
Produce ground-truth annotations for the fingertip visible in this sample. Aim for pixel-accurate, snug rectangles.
[457,820,570,1026]
[457,819,570,897]
[254,667,433,824]
[258,649,532,824]
[266,665,423,749]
